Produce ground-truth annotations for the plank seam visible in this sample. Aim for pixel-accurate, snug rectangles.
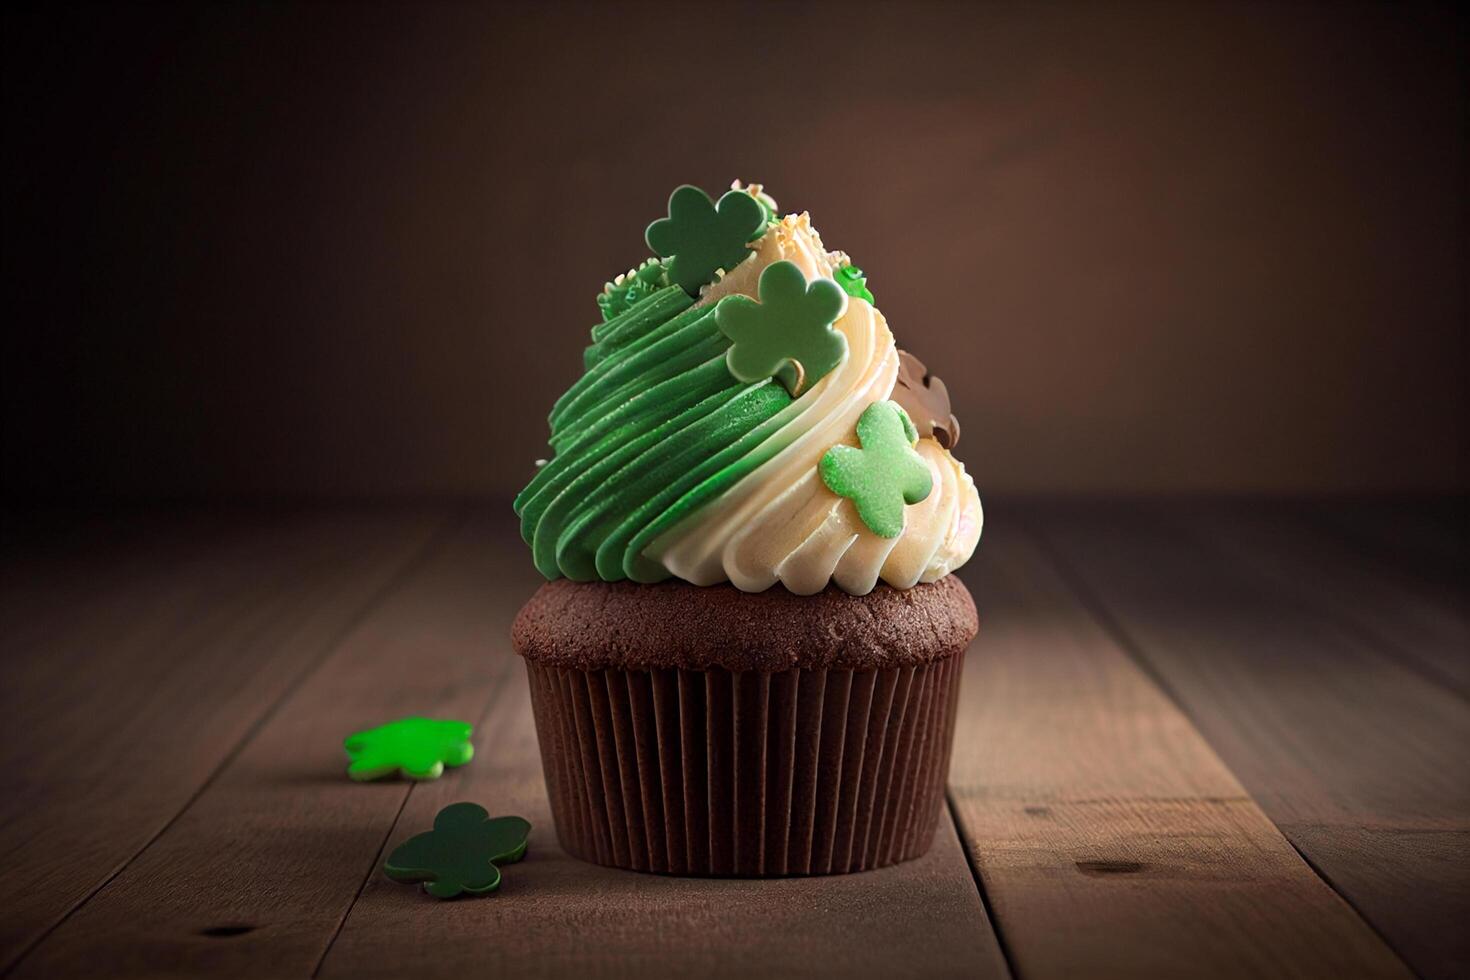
[0,506,462,979]
[945,792,1019,980]
[310,782,418,980]
[311,618,525,977]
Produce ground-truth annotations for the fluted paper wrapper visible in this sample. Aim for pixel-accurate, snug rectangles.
[524,654,963,876]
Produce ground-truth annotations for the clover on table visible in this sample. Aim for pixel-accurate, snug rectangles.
[343,717,474,781]
[645,184,768,295]
[383,802,531,899]
[715,260,849,397]
[820,400,933,538]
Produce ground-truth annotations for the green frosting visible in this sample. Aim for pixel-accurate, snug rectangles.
[515,284,797,582]
[597,259,670,322]
[518,183,931,585]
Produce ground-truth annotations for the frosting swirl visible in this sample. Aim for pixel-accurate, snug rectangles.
[514,184,982,595]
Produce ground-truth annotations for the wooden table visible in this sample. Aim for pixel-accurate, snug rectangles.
[1,501,1464,979]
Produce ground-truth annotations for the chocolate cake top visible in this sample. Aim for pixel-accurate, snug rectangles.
[512,575,977,672]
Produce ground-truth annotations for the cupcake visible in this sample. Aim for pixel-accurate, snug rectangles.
[512,182,983,876]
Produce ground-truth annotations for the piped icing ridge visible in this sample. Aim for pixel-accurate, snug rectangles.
[514,182,982,595]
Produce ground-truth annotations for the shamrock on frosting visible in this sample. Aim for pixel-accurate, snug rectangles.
[384,802,530,899]
[893,349,961,449]
[645,184,767,295]
[820,401,933,538]
[833,262,874,305]
[343,717,474,781]
[715,260,848,397]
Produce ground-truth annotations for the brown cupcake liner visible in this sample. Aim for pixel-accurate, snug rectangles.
[524,652,963,876]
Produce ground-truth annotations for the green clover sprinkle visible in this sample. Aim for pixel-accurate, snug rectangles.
[715,260,848,396]
[820,401,933,538]
[383,802,530,899]
[645,185,768,295]
[343,718,474,781]
[834,262,874,304]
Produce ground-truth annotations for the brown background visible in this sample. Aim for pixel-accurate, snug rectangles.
[3,0,1465,499]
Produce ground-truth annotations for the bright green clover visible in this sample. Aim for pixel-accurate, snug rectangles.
[384,802,530,899]
[645,185,767,295]
[715,260,848,396]
[343,717,474,781]
[820,401,933,538]
[834,262,874,304]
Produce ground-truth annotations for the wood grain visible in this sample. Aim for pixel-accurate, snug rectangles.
[947,521,1411,979]
[0,505,446,972]
[317,652,1009,979]
[8,511,536,979]
[1179,502,1469,697]
[1307,500,1468,606]
[1024,504,1469,980]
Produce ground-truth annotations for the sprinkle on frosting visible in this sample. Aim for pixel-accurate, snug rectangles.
[516,181,983,595]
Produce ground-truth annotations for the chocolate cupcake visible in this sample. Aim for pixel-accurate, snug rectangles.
[513,182,983,876]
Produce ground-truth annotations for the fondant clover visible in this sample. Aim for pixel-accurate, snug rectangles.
[820,401,933,538]
[893,350,961,448]
[384,802,530,899]
[343,718,474,781]
[645,185,767,295]
[715,260,848,396]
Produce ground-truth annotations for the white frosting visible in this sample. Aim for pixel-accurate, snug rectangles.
[645,214,984,595]
[698,212,840,309]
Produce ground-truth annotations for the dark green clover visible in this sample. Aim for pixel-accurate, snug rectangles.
[715,260,848,397]
[645,185,767,295]
[820,401,933,538]
[383,802,531,899]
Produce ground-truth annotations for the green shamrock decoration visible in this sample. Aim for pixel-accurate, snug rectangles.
[645,185,768,295]
[820,401,933,538]
[715,260,848,397]
[834,262,875,304]
[343,718,474,781]
[384,803,531,899]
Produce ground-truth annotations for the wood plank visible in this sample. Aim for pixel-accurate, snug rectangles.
[0,505,447,972]
[8,510,532,979]
[1023,503,1469,980]
[1307,499,1468,603]
[946,521,1411,979]
[317,654,1009,979]
[316,540,1011,975]
[1180,501,1469,698]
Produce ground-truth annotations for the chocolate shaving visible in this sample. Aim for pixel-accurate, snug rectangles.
[892,350,961,449]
